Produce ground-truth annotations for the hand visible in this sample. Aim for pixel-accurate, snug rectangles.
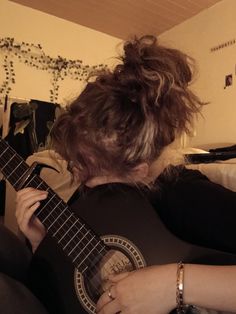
[96,264,176,314]
[15,187,48,252]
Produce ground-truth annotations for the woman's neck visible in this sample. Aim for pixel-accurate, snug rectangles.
[85,175,126,188]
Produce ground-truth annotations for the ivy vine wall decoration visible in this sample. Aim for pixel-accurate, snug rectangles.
[0,37,107,103]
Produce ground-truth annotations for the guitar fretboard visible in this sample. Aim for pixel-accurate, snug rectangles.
[0,139,108,272]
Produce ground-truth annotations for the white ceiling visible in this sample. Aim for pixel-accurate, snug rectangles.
[10,0,222,39]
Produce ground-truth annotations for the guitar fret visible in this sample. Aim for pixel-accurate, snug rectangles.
[80,266,88,274]
[52,212,73,237]
[24,174,38,188]
[47,206,68,231]
[41,200,62,224]
[72,236,101,263]
[70,230,90,259]
[37,193,56,216]
[67,224,86,255]
[34,181,44,189]
[0,146,8,158]
[0,153,16,171]
[59,218,79,244]
[0,143,29,190]
[81,240,101,262]
[0,158,26,185]
[75,239,99,268]
[7,160,24,179]
[45,208,79,241]
[13,168,30,188]
[75,235,96,259]
[58,221,90,253]
[62,221,90,250]
[98,245,107,254]
[61,229,92,254]
[58,222,87,248]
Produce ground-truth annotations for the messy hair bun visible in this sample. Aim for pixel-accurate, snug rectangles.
[51,35,204,184]
[113,35,202,133]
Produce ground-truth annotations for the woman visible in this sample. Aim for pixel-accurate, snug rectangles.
[16,35,236,314]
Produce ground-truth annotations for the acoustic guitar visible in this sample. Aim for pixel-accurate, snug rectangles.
[0,137,235,314]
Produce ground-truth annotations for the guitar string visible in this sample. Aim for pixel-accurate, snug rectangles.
[34,182,133,296]
[31,180,131,295]
[0,141,134,296]
[27,175,135,288]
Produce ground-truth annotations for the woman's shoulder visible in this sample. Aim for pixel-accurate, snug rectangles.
[151,165,210,198]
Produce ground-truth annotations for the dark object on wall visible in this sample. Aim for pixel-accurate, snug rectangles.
[224,74,233,89]
[6,99,59,160]
[31,99,59,150]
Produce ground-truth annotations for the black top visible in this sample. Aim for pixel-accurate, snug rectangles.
[150,166,236,254]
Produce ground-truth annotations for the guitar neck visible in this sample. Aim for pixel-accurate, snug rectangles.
[0,139,108,272]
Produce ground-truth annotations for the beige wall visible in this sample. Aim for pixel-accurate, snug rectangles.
[2,0,236,147]
[0,0,121,104]
[160,0,236,149]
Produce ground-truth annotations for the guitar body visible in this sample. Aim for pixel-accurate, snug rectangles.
[28,184,236,314]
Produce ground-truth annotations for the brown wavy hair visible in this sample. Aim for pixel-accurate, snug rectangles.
[51,35,204,184]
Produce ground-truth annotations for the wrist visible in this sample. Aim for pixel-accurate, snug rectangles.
[161,263,178,311]
[148,264,177,311]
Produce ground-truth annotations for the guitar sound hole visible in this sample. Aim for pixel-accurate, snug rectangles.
[84,248,135,303]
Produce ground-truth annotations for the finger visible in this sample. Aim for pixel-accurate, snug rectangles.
[16,187,36,197]
[16,188,48,208]
[16,188,48,202]
[16,187,47,200]
[16,194,47,224]
[17,200,39,229]
[97,298,120,314]
[16,188,48,205]
[16,191,48,221]
[17,201,41,232]
[97,286,117,312]
[96,292,109,312]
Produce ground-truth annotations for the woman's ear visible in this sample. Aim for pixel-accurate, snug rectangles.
[132,163,149,180]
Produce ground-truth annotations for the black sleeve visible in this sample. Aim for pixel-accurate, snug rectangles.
[150,166,236,254]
